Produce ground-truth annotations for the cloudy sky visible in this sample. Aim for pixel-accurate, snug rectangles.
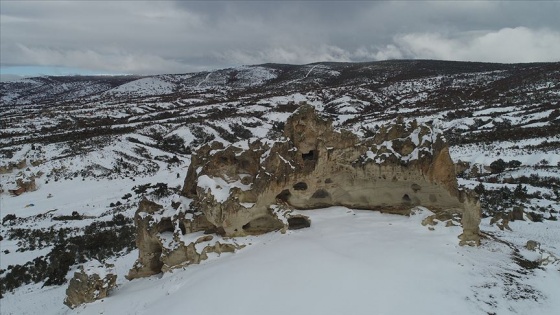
[1,0,559,77]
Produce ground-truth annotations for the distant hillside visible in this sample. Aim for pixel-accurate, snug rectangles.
[1,60,559,314]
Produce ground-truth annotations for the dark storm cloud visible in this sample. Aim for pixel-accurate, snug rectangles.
[1,1,559,75]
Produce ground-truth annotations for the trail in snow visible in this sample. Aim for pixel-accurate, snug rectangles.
[196,72,212,88]
[286,65,318,85]
[303,65,318,79]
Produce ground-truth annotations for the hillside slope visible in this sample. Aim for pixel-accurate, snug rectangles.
[1,60,559,314]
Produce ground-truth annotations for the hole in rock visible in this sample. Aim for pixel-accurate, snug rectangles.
[293,182,308,191]
[276,189,291,202]
[242,216,283,234]
[288,216,311,230]
[302,150,316,161]
[402,194,411,204]
[411,183,422,193]
[312,189,330,199]
[158,218,174,233]
[179,222,187,235]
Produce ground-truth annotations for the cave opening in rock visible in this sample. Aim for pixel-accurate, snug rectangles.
[158,218,174,233]
[293,182,308,190]
[402,194,411,204]
[302,150,316,161]
[276,189,291,202]
[242,215,284,234]
[312,189,330,199]
[178,222,187,235]
[287,216,311,230]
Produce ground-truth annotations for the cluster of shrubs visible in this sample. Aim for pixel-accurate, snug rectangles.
[475,183,557,221]
[157,134,191,155]
[489,159,522,173]
[52,211,86,221]
[266,121,286,139]
[2,211,57,227]
[131,182,176,199]
[0,214,135,296]
[111,153,160,178]
[458,124,560,144]
[190,125,216,148]
[5,226,76,252]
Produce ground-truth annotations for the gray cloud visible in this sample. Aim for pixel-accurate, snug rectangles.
[1,1,559,75]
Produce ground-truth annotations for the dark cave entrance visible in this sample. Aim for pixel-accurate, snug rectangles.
[302,150,317,161]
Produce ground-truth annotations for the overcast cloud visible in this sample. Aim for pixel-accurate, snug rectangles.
[1,1,559,76]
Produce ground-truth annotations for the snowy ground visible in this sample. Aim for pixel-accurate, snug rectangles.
[2,206,559,315]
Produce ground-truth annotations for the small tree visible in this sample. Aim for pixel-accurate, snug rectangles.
[474,182,486,195]
[514,184,527,200]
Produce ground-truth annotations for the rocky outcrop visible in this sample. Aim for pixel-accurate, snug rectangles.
[524,240,560,269]
[182,105,480,241]
[129,104,481,279]
[126,198,246,280]
[8,177,37,196]
[64,262,117,309]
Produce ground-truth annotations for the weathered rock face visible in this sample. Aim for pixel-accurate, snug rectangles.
[126,198,247,280]
[182,105,480,242]
[129,104,481,279]
[7,177,37,196]
[64,263,117,309]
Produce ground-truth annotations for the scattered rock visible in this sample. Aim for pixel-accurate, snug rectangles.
[510,206,525,221]
[525,240,540,251]
[490,213,512,231]
[9,177,37,196]
[421,211,460,228]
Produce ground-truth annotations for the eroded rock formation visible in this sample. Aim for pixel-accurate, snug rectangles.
[64,262,117,309]
[128,104,481,279]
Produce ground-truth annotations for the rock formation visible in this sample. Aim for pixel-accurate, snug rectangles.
[64,262,117,309]
[8,177,37,196]
[128,104,481,279]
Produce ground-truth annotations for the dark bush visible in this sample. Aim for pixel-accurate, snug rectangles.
[0,218,135,295]
[152,183,170,198]
[490,159,507,173]
[2,214,17,225]
[133,184,151,195]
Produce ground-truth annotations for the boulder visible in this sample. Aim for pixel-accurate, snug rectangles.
[525,240,540,251]
[510,206,525,221]
[16,177,37,192]
[64,262,117,309]
[490,212,512,231]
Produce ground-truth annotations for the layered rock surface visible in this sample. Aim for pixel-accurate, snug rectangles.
[128,104,481,279]
[64,262,117,309]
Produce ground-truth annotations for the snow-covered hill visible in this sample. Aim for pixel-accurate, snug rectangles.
[1,60,559,314]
